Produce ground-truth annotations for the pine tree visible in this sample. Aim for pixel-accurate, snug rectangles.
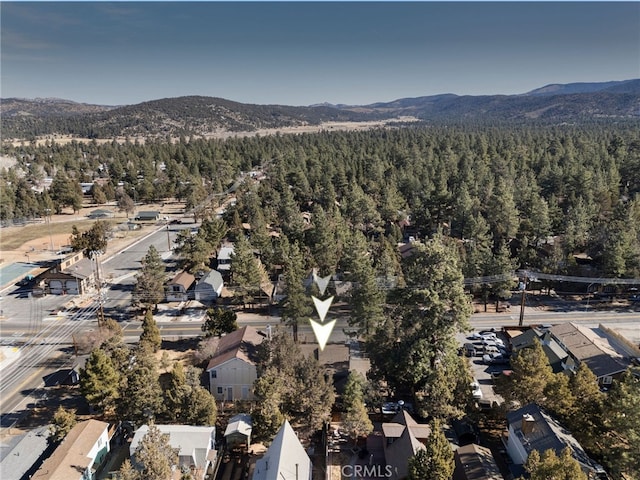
[508,338,554,406]
[230,234,263,307]
[201,307,238,337]
[342,372,373,444]
[523,447,587,480]
[132,424,179,480]
[133,245,166,310]
[117,345,164,425]
[407,419,454,480]
[49,406,77,443]
[80,348,120,412]
[117,459,140,480]
[280,238,312,342]
[140,309,162,352]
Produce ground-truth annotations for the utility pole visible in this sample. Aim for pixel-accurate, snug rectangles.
[45,208,54,251]
[518,273,527,327]
[90,250,106,328]
[166,225,171,251]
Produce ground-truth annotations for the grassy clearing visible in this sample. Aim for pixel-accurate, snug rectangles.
[0,219,115,250]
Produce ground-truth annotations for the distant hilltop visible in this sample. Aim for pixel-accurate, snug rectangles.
[1,79,638,140]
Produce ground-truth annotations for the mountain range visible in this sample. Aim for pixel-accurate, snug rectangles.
[1,79,639,140]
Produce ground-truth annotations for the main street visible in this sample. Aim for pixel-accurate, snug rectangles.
[0,223,189,428]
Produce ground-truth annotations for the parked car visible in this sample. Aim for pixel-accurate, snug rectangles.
[470,381,483,399]
[15,274,35,287]
[463,343,477,357]
[484,345,500,355]
[482,337,504,347]
[485,354,510,365]
[483,352,503,364]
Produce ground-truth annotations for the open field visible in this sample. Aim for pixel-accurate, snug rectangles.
[6,117,420,147]
[0,202,183,266]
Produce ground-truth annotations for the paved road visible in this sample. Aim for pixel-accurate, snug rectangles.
[0,224,190,428]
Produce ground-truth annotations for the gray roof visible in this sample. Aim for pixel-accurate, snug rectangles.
[454,443,502,480]
[130,425,215,471]
[224,414,252,438]
[196,269,224,291]
[507,403,593,471]
[550,323,629,378]
[253,420,311,480]
[217,246,235,261]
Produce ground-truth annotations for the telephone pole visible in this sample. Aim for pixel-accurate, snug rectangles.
[90,250,106,328]
[518,273,527,327]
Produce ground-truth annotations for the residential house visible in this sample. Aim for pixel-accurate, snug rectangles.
[194,269,224,303]
[32,419,112,480]
[216,245,235,273]
[382,410,430,480]
[130,425,216,480]
[134,211,161,221]
[549,322,632,385]
[506,403,601,477]
[206,326,264,401]
[252,420,312,480]
[166,270,195,302]
[453,443,503,480]
[224,413,253,450]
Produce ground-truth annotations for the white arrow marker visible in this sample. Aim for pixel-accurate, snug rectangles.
[310,319,336,351]
[314,274,332,296]
[312,296,334,323]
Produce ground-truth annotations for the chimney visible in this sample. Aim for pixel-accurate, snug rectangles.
[521,414,535,435]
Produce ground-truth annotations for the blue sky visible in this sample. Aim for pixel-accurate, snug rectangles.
[1,2,639,106]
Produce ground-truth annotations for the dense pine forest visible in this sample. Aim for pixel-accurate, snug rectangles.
[3,123,639,282]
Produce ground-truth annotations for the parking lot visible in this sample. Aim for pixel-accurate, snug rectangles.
[457,329,510,407]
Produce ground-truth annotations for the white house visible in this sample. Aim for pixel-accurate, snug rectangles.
[206,326,263,401]
[194,270,224,303]
[130,425,216,480]
[217,245,235,272]
[252,420,312,480]
[32,420,112,480]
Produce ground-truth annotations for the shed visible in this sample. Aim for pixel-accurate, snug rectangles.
[224,413,252,450]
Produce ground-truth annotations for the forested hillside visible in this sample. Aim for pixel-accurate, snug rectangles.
[2,78,638,139]
[2,123,640,282]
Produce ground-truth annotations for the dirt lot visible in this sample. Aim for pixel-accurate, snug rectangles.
[0,202,185,267]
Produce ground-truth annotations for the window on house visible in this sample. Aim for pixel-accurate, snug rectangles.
[211,370,217,378]
[217,387,223,394]
[602,376,613,385]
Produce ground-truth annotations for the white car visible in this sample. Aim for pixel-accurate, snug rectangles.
[470,381,483,399]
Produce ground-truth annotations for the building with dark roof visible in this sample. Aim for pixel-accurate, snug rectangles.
[506,403,600,477]
[511,328,569,374]
[206,326,263,401]
[454,443,503,480]
[382,410,430,480]
[549,322,631,385]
